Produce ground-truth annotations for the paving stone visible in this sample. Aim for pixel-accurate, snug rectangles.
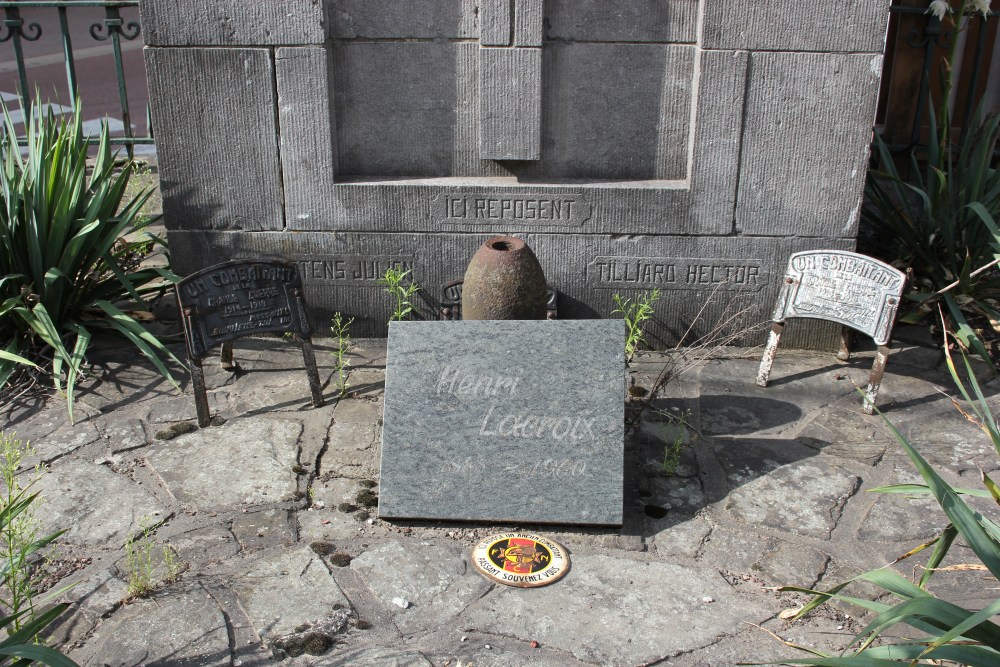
[758,542,830,589]
[699,357,856,437]
[649,516,713,559]
[699,528,770,575]
[857,466,948,543]
[311,476,364,509]
[34,461,169,549]
[20,419,101,466]
[318,647,434,666]
[351,541,492,634]
[344,369,385,398]
[894,405,1000,475]
[47,567,129,646]
[145,394,202,424]
[795,403,894,466]
[3,409,70,445]
[297,506,389,543]
[714,441,860,540]
[334,398,383,424]
[168,523,241,564]
[232,509,297,553]
[70,586,230,666]
[231,546,352,639]
[322,421,380,478]
[145,416,301,511]
[462,554,771,665]
[643,475,705,520]
[102,418,149,454]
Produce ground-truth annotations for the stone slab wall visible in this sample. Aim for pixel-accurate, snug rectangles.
[141,0,891,346]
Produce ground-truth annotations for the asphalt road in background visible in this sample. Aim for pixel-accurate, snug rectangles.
[0,5,150,144]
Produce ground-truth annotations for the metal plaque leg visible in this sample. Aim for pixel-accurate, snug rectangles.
[756,321,784,387]
[863,344,891,415]
[220,341,237,371]
[190,357,211,427]
[301,337,324,408]
[837,327,852,361]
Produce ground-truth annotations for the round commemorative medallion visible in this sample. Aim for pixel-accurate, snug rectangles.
[470,532,570,588]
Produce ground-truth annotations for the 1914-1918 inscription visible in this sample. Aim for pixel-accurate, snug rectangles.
[379,320,624,525]
[176,260,311,360]
[773,250,905,345]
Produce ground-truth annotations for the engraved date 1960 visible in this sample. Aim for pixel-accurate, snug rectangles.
[446,456,588,479]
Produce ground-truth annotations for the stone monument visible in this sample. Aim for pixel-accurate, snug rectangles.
[141,0,891,348]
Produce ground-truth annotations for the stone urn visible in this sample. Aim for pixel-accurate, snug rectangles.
[461,236,547,320]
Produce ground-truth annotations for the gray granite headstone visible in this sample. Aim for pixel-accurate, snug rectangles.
[379,320,625,526]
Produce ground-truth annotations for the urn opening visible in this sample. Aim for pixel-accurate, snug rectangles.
[490,240,515,252]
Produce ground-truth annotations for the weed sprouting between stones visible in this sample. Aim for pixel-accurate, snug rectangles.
[377,268,420,322]
[123,517,183,600]
[330,312,354,397]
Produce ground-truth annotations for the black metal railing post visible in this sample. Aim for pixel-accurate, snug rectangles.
[0,7,42,112]
[90,4,141,157]
[0,1,152,154]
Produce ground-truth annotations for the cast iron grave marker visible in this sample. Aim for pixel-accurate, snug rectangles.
[176,259,323,426]
[756,250,906,414]
[379,319,625,525]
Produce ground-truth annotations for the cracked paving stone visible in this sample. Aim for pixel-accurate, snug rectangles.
[332,398,382,424]
[857,465,948,543]
[644,475,706,518]
[47,567,128,646]
[232,508,297,552]
[757,541,830,589]
[102,418,149,454]
[351,541,491,634]
[145,415,301,511]
[344,368,385,397]
[230,546,351,639]
[316,647,433,666]
[23,419,102,466]
[69,587,230,666]
[795,404,894,466]
[322,421,380,478]
[715,441,860,540]
[34,461,169,549]
[894,407,1000,475]
[463,555,771,665]
[168,523,241,564]
[650,516,713,558]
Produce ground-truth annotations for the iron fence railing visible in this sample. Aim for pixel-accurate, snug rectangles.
[882,5,999,153]
[0,0,151,156]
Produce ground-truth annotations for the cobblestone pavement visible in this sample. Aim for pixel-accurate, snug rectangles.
[3,332,997,666]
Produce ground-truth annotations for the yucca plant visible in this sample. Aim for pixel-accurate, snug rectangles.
[0,100,182,419]
[863,0,1000,364]
[759,321,1000,665]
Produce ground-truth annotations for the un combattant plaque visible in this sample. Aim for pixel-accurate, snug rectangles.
[378,320,625,525]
